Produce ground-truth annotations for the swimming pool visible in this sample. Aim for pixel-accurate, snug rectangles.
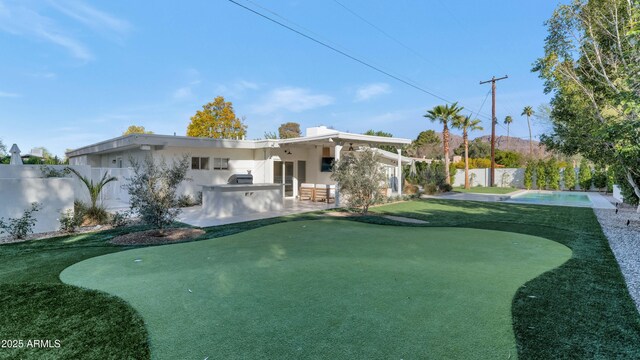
[507,191,593,207]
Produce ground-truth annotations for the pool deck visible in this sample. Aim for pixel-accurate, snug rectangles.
[424,189,615,209]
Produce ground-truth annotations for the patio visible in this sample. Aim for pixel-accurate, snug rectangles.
[176,198,336,227]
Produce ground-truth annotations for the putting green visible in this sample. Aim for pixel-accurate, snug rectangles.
[61,220,570,359]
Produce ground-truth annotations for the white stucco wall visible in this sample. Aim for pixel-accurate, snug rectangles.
[452,168,524,188]
[0,178,75,234]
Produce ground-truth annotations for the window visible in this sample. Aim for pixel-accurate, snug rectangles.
[213,157,230,170]
[191,157,210,170]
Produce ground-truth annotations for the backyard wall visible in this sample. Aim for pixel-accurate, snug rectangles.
[452,168,524,188]
[0,178,75,234]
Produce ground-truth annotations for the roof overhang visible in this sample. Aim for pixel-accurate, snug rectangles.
[66,134,278,157]
[277,132,411,147]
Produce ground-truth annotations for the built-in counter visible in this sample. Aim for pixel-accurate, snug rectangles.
[201,183,284,218]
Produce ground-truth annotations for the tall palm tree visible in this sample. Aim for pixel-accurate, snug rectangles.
[424,102,464,185]
[453,115,484,189]
[522,106,535,156]
[504,115,513,150]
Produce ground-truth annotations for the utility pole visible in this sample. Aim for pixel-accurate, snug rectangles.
[479,75,508,187]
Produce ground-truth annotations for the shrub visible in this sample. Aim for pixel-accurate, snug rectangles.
[524,162,534,190]
[536,160,547,190]
[563,166,576,190]
[578,159,592,191]
[424,183,438,195]
[471,158,492,168]
[59,209,83,233]
[546,158,561,190]
[177,194,197,208]
[0,203,40,239]
[125,155,190,231]
[495,150,523,168]
[68,168,117,224]
[331,149,386,214]
[439,183,453,192]
[40,165,71,178]
[592,168,607,191]
[606,167,615,193]
[110,211,130,228]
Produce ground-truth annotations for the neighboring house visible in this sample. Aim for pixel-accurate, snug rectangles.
[66,126,412,202]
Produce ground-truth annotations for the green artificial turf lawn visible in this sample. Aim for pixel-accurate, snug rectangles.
[453,186,517,194]
[369,199,640,358]
[61,220,570,359]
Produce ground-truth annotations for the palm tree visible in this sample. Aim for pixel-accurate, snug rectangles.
[68,168,117,210]
[504,115,513,150]
[522,106,535,156]
[424,102,464,185]
[453,115,484,189]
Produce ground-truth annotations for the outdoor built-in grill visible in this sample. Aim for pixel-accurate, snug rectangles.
[227,172,253,184]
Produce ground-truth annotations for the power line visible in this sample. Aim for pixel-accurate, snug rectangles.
[227,0,494,120]
[331,0,442,71]
[227,0,452,103]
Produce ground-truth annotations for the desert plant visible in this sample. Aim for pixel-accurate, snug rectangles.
[68,168,117,223]
[125,155,190,232]
[59,209,83,233]
[536,160,547,190]
[578,159,592,191]
[331,148,386,214]
[110,211,131,228]
[0,203,40,239]
[524,162,534,190]
[563,166,576,190]
[546,158,561,190]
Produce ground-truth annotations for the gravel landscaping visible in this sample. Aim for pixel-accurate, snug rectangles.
[594,200,640,311]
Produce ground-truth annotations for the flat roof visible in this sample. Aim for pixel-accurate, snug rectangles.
[66,131,412,157]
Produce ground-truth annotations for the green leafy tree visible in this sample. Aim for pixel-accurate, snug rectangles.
[563,165,576,190]
[546,158,561,190]
[452,115,483,189]
[534,0,640,208]
[522,106,535,157]
[454,139,490,159]
[504,115,513,150]
[123,125,153,135]
[524,162,534,190]
[424,103,464,185]
[578,159,592,192]
[363,129,396,153]
[592,167,608,192]
[536,160,547,190]
[278,122,302,139]
[330,148,386,214]
[125,156,190,232]
[187,96,247,139]
[0,139,6,155]
[410,130,441,158]
[495,150,523,168]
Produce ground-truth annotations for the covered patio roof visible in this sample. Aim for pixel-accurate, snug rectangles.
[277,128,411,148]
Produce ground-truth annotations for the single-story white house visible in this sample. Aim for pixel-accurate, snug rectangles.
[66,126,412,211]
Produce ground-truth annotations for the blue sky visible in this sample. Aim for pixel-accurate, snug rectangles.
[0,0,559,157]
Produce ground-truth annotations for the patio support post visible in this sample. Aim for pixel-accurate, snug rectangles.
[335,143,342,206]
[397,148,402,197]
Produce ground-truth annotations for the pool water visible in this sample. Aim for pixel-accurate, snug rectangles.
[508,191,592,207]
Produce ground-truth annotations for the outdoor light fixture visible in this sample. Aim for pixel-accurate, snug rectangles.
[348,143,354,151]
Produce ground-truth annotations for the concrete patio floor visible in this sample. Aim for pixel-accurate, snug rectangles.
[176,199,336,227]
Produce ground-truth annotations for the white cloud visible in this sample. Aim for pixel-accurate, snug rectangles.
[215,80,260,97]
[173,87,193,100]
[252,87,334,114]
[0,91,20,98]
[49,0,131,36]
[0,0,130,61]
[355,83,391,102]
[29,72,57,79]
